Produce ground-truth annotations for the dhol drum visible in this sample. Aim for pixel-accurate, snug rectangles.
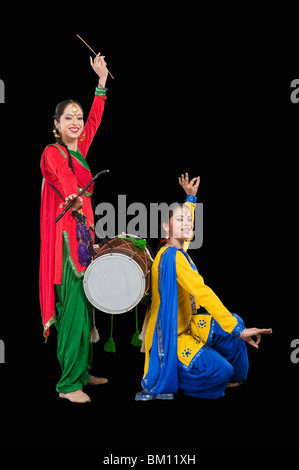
[83,234,153,314]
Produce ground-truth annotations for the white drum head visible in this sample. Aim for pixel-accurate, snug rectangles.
[83,253,146,314]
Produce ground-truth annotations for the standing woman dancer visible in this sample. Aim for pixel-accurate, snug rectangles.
[40,54,109,403]
[136,174,272,400]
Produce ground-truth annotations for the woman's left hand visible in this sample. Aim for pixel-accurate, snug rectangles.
[179,173,200,196]
[90,53,108,87]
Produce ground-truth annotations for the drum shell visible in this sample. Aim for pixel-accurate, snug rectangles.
[83,236,153,313]
[93,238,152,295]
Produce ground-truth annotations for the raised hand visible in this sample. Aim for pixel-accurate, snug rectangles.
[90,53,108,87]
[179,173,200,196]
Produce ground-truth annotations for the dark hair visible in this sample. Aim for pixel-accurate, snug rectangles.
[52,99,84,147]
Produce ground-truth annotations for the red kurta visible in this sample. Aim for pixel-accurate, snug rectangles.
[40,94,106,339]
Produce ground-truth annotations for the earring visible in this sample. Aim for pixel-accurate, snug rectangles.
[53,127,61,139]
[78,131,86,142]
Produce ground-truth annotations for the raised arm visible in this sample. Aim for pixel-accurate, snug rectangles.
[78,54,109,157]
[179,173,200,252]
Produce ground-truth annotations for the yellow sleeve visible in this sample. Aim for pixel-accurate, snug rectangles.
[176,251,238,334]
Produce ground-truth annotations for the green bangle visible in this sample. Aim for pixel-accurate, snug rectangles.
[95,86,107,97]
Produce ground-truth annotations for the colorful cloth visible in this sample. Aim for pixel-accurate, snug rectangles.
[55,237,93,393]
[178,313,248,399]
[39,93,106,340]
[136,195,246,400]
[141,247,179,396]
[136,246,246,400]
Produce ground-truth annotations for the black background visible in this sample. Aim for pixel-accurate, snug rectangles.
[0,5,298,463]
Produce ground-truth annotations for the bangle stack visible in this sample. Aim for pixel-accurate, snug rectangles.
[95,86,107,97]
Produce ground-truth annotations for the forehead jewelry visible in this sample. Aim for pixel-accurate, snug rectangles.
[70,101,79,115]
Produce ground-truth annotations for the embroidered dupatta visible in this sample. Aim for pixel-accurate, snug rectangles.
[141,247,194,397]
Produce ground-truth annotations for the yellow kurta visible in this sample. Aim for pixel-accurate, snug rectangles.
[143,201,240,376]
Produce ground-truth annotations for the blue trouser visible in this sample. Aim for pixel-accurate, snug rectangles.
[178,314,249,399]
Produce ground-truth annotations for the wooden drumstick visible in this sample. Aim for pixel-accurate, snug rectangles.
[76,34,114,79]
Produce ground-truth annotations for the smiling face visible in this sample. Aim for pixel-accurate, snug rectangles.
[54,102,84,142]
[163,204,193,242]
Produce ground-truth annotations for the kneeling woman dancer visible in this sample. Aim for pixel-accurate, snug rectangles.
[136,174,272,400]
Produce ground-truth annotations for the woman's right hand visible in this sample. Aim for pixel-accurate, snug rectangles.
[60,194,83,212]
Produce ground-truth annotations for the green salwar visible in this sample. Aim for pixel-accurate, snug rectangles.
[55,238,93,393]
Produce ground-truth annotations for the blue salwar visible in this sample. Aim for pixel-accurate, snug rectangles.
[178,314,249,399]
